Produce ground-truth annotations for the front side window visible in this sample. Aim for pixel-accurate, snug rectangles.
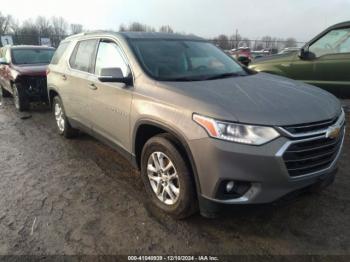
[129,39,248,81]
[94,41,129,76]
[11,48,55,65]
[70,39,98,73]
[309,28,350,57]
[51,42,70,65]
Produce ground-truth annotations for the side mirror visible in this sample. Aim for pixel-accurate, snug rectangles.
[298,48,316,60]
[0,58,9,65]
[98,67,133,85]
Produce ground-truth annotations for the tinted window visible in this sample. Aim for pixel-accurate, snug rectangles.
[70,39,98,73]
[129,39,247,81]
[95,41,129,76]
[51,42,69,65]
[309,28,350,57]
[11,49,55,65]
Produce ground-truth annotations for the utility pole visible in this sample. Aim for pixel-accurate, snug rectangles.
[235,29,238,49]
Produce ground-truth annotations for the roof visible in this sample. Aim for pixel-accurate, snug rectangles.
[306,20,350,47]
[9,45,55,50]
[329,21,350,30]
[118,32,204,41]
[65,31,205,41]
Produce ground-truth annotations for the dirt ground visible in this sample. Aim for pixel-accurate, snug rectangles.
[0,96,349,256]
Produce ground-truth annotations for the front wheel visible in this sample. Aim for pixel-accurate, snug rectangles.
[52,96,78,138]
[13,84,30,111]
[141,134,197,219]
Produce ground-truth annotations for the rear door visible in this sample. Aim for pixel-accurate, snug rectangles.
[88,39,133,151]
[64,39,98,127]
[308,27,350,97]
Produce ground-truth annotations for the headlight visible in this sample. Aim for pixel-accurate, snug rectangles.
[193,114,280,145]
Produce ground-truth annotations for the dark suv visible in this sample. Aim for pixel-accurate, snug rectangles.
[0,45,55,111]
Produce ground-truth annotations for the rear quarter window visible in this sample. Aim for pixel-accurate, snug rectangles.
[51,42,70,65]
[69,39,98,73]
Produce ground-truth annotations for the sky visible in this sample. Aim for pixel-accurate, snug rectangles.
[2,0,350,41]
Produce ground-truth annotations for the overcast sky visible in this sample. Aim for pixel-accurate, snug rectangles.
[2,0,350,41]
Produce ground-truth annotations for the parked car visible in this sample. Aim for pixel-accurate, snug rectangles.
[249,21,350,97]
[251,50,271,60]
[0,45,55,111]
[278,47,300,55]
[47,32,345,218]
[230,47,252,66]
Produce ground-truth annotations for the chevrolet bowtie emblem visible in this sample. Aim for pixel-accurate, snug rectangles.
[326,126,341,139]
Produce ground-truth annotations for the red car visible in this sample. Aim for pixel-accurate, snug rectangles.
[0,45,55,111]
[230,47,252,66]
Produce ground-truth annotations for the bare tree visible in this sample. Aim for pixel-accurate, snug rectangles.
[0,12,14,34]
[122,22,156,32]
[159,25,174,33]
[229,32,242,49]
[285,37,297,48]
[119,24,127,32]
[128,22,147,32]
[36,16,52,36]
[214,34,230,50]
[70,23,83,34]
[51,16,68,36]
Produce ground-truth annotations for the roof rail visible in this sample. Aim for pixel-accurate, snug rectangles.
[64,30,116,40]
[83,30,115,35]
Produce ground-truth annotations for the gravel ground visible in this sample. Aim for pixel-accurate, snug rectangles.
[0,96,349,256]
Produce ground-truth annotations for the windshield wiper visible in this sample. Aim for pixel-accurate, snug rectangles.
[203,72,244,80]
[165,76,205,82]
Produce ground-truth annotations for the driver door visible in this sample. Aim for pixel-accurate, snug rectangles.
[307,27,350,97]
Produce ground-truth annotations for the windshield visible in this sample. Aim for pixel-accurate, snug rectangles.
[11,49,55,65]
[129,39,249,81]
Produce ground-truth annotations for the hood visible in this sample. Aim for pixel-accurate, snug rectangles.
[12,64,48,76]
[158,73,341,126]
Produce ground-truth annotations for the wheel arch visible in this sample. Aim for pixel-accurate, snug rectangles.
[133,119,202,194]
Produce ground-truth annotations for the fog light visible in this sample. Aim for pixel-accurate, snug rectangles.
[226,181,235,192]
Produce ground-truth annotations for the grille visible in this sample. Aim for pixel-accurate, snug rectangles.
[282,117,338,135]
[282,127,344,177]
[23,76,47,95]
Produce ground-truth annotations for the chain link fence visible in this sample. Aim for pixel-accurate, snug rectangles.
[208,39,306,53]
[1,34,306,54]
[0,34,67,48]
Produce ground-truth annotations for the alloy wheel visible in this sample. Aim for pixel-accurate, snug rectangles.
[54,102,65,132]
[147,151,180,205]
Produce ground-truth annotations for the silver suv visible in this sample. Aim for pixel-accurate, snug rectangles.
[47,32,346,218]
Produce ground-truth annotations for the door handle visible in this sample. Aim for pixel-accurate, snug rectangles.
[89,83,97,90]
[61,74,67,81]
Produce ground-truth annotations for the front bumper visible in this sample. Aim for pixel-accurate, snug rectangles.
[188,126,345,207]
[18,76,48,102]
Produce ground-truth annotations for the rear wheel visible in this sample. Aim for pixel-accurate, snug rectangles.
[13,84,30,111]
[0,85,11,97]
[141,134,197,219]
[53,96,78,138]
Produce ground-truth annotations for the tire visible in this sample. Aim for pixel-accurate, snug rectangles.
[52,96,79,138]
[13,84,30,111]
[141,134,198,219]
[0,85,11,98]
